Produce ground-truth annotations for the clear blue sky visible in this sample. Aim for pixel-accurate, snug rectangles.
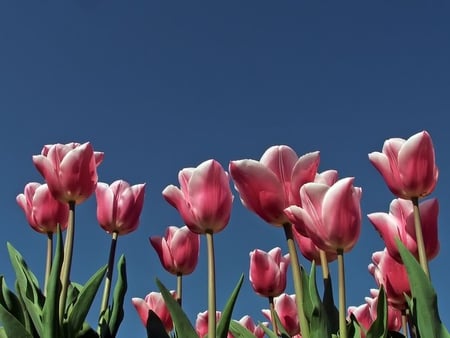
[1,1,450,336]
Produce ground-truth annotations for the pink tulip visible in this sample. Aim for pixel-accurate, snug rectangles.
[369,249,411,310]
[347,303,373,334]
[366,289,402,332]
[229,146,320,226]
[96,180,146,235]
[292,227,337,265]
[368,197,439,263]
[262,293,300,336]
[32,142,104,204]
[196,311,230,338]
[150,225,200,275]
[132,291,175,332]
[162,159,233,234]
[285,177,362,253]
[249,247,290,297]
[16,182,69,234]
[232,315,267,338]
[368,131,438,199]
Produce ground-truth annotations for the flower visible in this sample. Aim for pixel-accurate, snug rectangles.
[292,227,337,265]
[32,142,104,204]
[229,146,320,226]
[347,303,373,334]
[16,182,69,234]
[195,311,229,338]
[150,225,200,275]
[231,315,267,338]
[368,130,438,199]
[262,293,300,336]
[95,180,146,235]
[284,177,362,253]
[368,197,439,263]
[162,159,233,234]
[366,289,402,332]
[132,291,175,333]
[249,247,290,297]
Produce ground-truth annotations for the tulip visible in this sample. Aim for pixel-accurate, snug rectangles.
[229,146,320,226]
[262,293,300,336]
[16,182,69,234]
[368,131,438,199]
[369,250,411,310]
[32,142,104,204]
[366,289,402,332]
[96,180,146,236]
[249,247,290,298]
[347,303,373,334]
[292,227,337,265]
[132,291,175,333]
[285,177,362,254]
[163,159,233,234]
[368,198,439,263]
[232,315,267,338]
[150,226,200,276]
[195,311,229,338]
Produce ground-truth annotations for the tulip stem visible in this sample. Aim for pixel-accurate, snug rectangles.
[177,274,182,306]
[283,223,310,338]
[44,232,53,296]
[411,197,430,278]
[401,310,408,337]
[319,249,330,280]
[99,231,118,321]
[206,231,216,338]
[268,296,278,335]
[59,201,75,322]
[337,249,347,338]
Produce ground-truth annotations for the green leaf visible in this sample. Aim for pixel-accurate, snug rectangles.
[300,266,313,323]
[107,255,127,337]
[228,320,255,337]
[42,225,63,338]
[307,263,329,338]
[396,239,450,338]
[366,285,387,338]
[146,310,170,338]
[67,265,107,335]
[217,274,244,338]
[156,278,198,338]
[0,303,33,338]
[258,324,278,338]
[271,308,290,337]
[322,274,339,335]
[0,276,25,327]
[0,327,7,338]
[347,313,363,338]
[16,283,43,337]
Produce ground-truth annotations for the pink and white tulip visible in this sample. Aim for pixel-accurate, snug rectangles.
[262,293,300,336]
[132,291,175,333]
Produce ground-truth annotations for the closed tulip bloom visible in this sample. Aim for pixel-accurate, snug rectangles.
[32,142,104,204]
[249,247,290,297]
[132,291,175,332]
[366,289,402,332]
[162,159,233,234]
[368,197,439,263]
[285,177,362,254]
[232,315,267,338]
[150,226,200,275]
[196,311,229,338]
[96,180,146,235]
[17,182,69,234]
[262,293,300,336]
[369,250,411,310]
[368,131,438,199]
[292,227,337,265]
[229,146,320,226]
[347,303,372,334]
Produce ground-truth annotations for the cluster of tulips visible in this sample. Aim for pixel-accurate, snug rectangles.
[0,131,448,338]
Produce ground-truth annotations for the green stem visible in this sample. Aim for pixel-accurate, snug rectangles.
[177,273,182,306]
[99,231,118,316]
[319,249,330,280]
[411,197,430,278]
[59,201,75,321]
[206,231,216,338]
[337,249,347,338]
[283,223,310,338]
[44,233,53,296]
[268,296,278,335]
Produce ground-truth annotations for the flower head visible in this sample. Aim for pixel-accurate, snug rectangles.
[132,291,175,333]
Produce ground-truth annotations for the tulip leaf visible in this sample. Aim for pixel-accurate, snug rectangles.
[156,278,197,338]
[347,313,363,338]
[0,303,33,338]
[258,322,289,338]
[217,274,244,338]
[16,283,43,337]
[42,225,63,338]
[66,264,107,335]
[300,266,313,323]
[308,263,329,338]
[396,239,450,338]
[322,273,339,334]
[228,320,255,337]
[0,276,25,327]
[106,254,127,337]
[366,285,387,338]
[145,310,170,338]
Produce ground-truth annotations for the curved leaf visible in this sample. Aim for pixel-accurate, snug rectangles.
[217,274,244,338]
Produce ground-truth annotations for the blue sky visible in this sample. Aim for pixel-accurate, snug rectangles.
[1,1,450,336]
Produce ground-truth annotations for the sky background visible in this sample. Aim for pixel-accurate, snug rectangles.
[1,1,450,336]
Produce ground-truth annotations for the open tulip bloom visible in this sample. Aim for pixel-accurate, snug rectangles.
[1,131,449,338]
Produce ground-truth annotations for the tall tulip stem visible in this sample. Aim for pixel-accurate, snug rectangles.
[206,231,216,338]
[44,233,53,296]
[337,249,347,338]
[100,231,118,317]
[319,249,330,280]
[283,223,310,338]
[411,197,430,278]
[59,201,76,321]
[268,296,278,335]
[177,274,183,306]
